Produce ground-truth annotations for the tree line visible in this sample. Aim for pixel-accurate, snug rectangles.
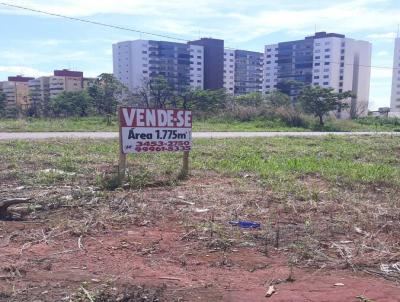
[0,73,357,126]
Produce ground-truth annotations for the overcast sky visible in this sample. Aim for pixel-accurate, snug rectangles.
[0,0,399,109]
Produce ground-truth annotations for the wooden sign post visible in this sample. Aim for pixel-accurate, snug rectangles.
[118,108,127,178]
[118,107,192,179]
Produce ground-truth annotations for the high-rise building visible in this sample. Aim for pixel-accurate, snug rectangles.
[0,76,34,111]
[234,50,264,95]
[390,38,400,114]
[188,38,224,90]
[223,49,264,95]
[113,40,204,92]
[263,32,372,118]
[223,49,235,93]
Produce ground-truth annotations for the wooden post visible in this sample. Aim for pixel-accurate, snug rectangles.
[181,151,189,179]
[118,107,126,178]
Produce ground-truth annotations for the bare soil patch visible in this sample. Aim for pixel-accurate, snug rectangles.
[1,173,400,301]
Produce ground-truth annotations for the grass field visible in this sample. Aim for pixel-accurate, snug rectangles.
[1,136,400,300]
[2,136,399,189]
[1,116,400,132]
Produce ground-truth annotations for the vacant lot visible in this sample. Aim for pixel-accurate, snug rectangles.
[1,136,400,301]
[0,117,307,132]
[1,116,400,132]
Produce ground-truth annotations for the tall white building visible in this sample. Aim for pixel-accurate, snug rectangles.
[113,40,204,92]
[262,44,279,95]
[390,38,400,114]
[223,49,235,93]
[263,32,372,118]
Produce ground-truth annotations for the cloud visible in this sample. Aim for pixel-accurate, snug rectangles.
[0,66,49,77]
[2,0,400,43]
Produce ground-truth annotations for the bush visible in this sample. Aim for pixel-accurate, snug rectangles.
[220,105,266,122]
[274,106,310,128]
[357,116,400,126]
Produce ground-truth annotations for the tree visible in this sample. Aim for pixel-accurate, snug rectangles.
[175,86,199,109]
[0,91,6,117]
[298,86,353,126]
[133,76,174,108]
[88,73,128,115]
[49,91,92,117]
[234,92,264,107]
[265,91,291,108]
[191,89,229,112]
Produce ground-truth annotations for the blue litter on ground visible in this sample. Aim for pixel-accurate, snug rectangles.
[229,221,261,229]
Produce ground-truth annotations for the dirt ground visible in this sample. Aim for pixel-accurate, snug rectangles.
[1,174,400,301]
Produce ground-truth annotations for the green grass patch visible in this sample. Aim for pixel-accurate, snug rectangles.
[2,116,400,132]
[1,136,399,192]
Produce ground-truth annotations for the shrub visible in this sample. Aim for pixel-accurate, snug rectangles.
[274,106,310,128]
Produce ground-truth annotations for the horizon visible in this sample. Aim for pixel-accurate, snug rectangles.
[1,1,400,110]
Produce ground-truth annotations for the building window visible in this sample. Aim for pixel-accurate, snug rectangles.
[325,48,330,52]
[142,51,147,54]
[324,62,330,65]
[325,55,330,58]
[266,48,271,52]
[267,55,271,58]
[315,63,320,66]
[315,56,320,59]
[314,69,320,73]
[315,43,321,46]
[323,75,329,79]
[266,61,271,64]
[314,83,320,85]
[315,50,321,53]
[323,82,329,85]
[314,76,320,79]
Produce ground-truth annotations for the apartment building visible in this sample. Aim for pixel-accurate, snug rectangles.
[188,38,224,90]
[390,38,400,114]
[49,69,83,99]
[83,77,96,90]
[223,49,235,93]
[263,32,372,118]
[223,49,264,95]
[113,40,204,92]
[0,76,34,111]
[28,77,50,107]
[234,50,264,95]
